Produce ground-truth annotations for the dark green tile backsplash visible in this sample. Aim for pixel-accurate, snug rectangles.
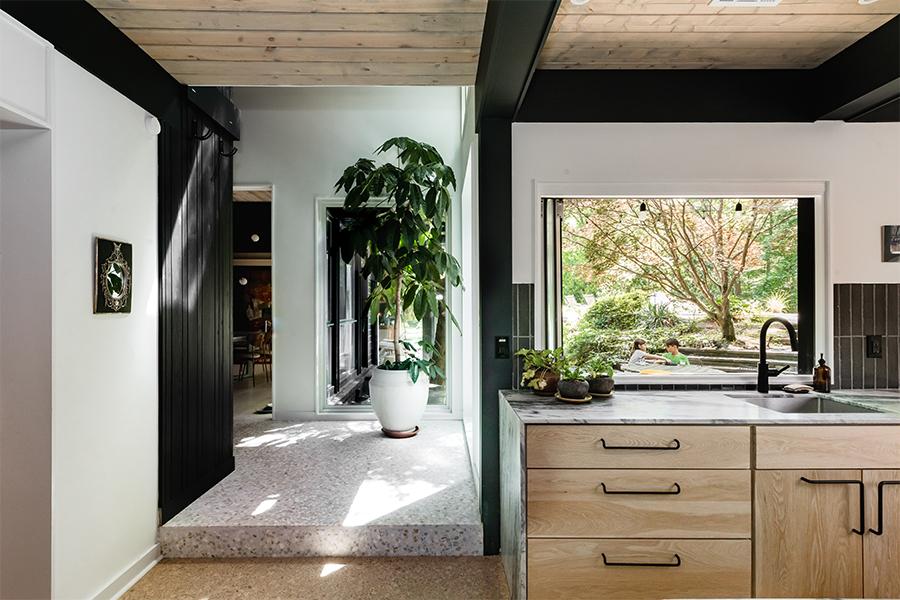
[833,283,900,389]
[511,283,534,389]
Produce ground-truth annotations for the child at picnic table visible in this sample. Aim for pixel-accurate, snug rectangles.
[662,338,691,366]
[628,339,671,366]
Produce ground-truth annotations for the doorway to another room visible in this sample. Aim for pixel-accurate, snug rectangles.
[233,185,274,420]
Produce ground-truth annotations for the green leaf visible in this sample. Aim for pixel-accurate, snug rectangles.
[413,290,426,321]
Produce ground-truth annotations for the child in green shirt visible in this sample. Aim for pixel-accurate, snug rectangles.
[662,338,690,366]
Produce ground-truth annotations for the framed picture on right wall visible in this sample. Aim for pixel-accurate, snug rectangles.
[884,226,900,262]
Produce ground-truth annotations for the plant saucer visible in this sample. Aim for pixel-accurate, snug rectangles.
[555,392,592,404]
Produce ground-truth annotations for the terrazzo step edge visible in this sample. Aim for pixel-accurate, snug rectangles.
[159,524,484,558]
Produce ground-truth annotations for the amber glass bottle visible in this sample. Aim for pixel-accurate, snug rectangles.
[813,354,831,393]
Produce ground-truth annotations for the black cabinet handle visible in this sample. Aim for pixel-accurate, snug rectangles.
[868,480,900,536]
[598,438,680,451]
[800,477,865,535]
[601,553,681,568]
[598,482,681,495]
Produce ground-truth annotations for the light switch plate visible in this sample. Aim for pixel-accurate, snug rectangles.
[866,334,883,358]
[495,336,510,359]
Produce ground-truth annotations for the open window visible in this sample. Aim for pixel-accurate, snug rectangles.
[544,197,815,380]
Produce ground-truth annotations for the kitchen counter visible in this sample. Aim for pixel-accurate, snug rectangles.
[499,387,900,599]
[501,388,900,424]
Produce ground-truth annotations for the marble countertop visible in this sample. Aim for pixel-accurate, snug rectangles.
[501,388,900,425]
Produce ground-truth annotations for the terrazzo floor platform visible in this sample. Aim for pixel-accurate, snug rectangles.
[159,419,482,558]
[124,556,508,600]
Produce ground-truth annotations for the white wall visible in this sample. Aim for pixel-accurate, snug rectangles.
[233,86,466,419]
[512,122,900,286]
[1,128,53,600]
[50,55,159,600]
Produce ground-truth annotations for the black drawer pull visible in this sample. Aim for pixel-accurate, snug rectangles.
[599,482,681,495]
[598,438,680,451]
[800,477,865,535]
[601,553,681,568]
[869,480,900,535]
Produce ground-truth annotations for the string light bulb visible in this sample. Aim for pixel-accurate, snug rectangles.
[735,201,743,212]
[638,201,649,221]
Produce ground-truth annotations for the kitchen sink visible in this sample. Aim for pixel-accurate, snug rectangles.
[726,393,795,400]
[726,393,879,414]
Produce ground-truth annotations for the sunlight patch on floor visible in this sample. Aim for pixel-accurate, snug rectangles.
[342,478,447,527]
[319,563,346,577]
[251,494,280,516]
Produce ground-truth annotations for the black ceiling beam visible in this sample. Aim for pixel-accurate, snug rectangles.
[517,69,817,122]
[474,0,560,127]
[516,15,899,124]
[813,16,899,121]
[0,0,239,137]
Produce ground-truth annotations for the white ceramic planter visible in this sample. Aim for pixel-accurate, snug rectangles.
[369,367,430,434]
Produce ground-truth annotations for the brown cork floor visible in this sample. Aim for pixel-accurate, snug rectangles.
[123,556,509,600]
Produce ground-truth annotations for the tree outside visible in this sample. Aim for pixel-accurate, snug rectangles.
[562,198,799,373]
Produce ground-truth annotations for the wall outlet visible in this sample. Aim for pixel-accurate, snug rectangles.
[866,334,883,358]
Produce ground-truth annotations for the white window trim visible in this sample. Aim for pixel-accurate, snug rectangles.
[531,180,831,384]
[314,196,460,418]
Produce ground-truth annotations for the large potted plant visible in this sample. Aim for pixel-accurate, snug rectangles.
[335,137,461,437]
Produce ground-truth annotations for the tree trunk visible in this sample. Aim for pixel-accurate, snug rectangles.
[719,298,737,342]
[433,303,446,385]
[393,274,403,363]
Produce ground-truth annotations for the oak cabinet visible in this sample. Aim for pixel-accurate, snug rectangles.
[754,469,864,598]
[521,425,752,599]
[502,416,900,600]
[528,539,751,600]
[755,469,900,599]
[864,470,900,599]
[527,469,751,538]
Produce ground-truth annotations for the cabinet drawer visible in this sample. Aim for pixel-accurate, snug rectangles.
[528,538,751,600]
[526,425,750,469]
[756,426,900,469]
[527,469,750,538]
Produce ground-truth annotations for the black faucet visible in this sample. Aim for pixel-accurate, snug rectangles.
[757,317,798,393]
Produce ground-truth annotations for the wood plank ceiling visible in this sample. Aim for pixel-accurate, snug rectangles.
[540,0,900,69]
[87,0,487,85]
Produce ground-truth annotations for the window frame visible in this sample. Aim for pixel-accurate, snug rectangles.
[315,197,459,417]
[325,210,376,400]
[533,182,827,385]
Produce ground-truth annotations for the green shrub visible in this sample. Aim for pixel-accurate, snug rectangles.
[641,302,682,329]
[581,292,645,330]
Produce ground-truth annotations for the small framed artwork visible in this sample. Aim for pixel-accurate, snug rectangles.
[94,237,133,313]
[884,226,900,263]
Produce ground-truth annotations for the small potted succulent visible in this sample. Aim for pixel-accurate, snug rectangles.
[557,359,590,400]
[585,357,615,397]
[516,347,563,396]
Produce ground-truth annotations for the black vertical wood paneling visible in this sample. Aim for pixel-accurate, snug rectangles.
[158,104,235,523]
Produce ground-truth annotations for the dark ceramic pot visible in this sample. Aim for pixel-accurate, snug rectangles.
[588,376,615,396]
[532,369,560,396]
[558,379,589,399]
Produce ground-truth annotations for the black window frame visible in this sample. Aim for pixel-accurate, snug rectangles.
[325,209,378,400]
[545,196,816,375]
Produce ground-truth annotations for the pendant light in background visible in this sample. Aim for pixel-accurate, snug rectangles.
[638,201,649,221]
[735,201,743,212]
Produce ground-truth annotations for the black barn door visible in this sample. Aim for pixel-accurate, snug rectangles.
[158,103,235,523]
